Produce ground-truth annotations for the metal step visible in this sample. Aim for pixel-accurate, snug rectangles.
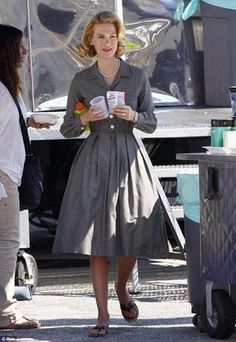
[171,205,184,219]
[153,164,199,178]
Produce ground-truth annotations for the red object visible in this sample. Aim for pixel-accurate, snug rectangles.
[75,102,85,111]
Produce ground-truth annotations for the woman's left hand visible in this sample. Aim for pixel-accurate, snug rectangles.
[27,116,50,129]
[113,105,136,122]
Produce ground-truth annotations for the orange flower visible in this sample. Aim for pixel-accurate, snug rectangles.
[74,101,90,132]
[74,101,88,115]
[75,102,85,111]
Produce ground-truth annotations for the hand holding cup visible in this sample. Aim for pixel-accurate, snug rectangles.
[89,96,109,121]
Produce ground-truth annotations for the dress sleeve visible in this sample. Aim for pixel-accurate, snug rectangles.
[134,70,157,134]
[60,74,87,138]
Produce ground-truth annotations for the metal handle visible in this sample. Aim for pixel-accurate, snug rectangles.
[204,166,219,202]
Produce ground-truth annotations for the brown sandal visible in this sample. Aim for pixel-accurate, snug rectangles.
[0,316,41,330]
[88,325,108,337]
[120,298,139,322]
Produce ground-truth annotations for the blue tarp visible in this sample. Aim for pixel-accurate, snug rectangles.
[202,0,236,10]
[176,172,200,223]
[174,0,200,21]
[174,0,236,22]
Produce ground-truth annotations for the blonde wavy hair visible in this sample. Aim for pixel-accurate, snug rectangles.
[77,11,125,58]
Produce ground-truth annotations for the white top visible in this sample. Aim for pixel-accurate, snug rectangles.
[0,82,27,186]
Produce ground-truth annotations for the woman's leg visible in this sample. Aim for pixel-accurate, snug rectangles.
[0,170,21,327]
[116,256,136,303]
[115,256,138,320]
[90,256,110,327]
[0,170,40,329]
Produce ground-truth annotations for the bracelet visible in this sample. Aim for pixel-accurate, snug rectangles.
[132,111,139,124]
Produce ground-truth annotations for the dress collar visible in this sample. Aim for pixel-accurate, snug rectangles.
[87,58,132,80]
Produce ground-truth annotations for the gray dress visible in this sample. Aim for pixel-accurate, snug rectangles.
[53,59,168,258]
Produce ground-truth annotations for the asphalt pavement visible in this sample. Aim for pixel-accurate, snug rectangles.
[1,256,236,342]
[1,226,235,342]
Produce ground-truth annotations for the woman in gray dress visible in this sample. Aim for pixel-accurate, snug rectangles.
[53,11,168,337]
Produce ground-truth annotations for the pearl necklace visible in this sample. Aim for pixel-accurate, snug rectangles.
[98,60,120,78]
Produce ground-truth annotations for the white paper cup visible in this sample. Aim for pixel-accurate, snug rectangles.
[90,96,109,118]
[223,131,236,148]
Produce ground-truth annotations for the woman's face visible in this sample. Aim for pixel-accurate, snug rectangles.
[18,40,27,67]
[90,23,118,59]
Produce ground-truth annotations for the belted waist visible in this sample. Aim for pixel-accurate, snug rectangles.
[90,126,133,134]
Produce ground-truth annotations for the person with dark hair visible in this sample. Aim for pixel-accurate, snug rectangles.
[53,11,168,337]
[0,24,48,330]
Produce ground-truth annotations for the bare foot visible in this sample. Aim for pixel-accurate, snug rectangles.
[88,314,110,337]
[88,325,109,337]
[0,316,41,330]
[115,282,139,322]
[115,281,130,306]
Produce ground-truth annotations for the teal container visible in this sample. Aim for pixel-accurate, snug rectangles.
[176,172,200,223]
[211,119,233,147]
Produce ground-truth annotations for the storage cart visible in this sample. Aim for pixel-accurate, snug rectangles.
[177,152,236,340]
[176,170,205,331]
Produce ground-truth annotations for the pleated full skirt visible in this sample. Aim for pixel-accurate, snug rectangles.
[53,132,168,258]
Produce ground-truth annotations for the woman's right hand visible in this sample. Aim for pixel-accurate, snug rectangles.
[80,105,106,125]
